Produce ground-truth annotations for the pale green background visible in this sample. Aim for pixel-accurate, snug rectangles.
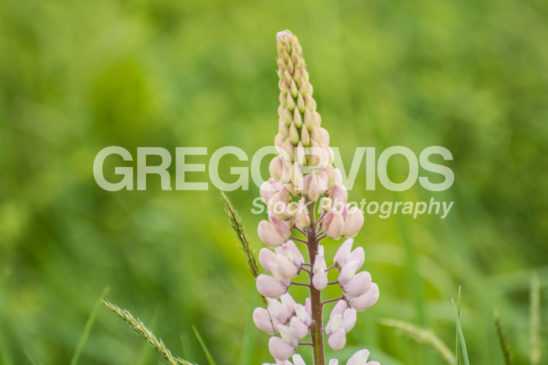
[0,0,547,364]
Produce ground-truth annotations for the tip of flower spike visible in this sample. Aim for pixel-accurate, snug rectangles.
[276,30,293,41]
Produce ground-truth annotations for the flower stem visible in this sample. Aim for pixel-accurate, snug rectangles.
[307,202,325,365]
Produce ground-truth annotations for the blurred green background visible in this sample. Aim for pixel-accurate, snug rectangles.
[0,0,547,364]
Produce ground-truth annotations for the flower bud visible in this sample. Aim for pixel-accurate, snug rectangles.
[258,219,290,247]
[294,199,310,230]
[295,303,312,326]
[338,260,362,285]
[279,107,292,125]
[253,307,277,335]
[312,270,328,290]
[268,297,291,324]
[341,308,357,332]
[293,109,303,128]
[304,109,315,129]
[278,119,289,139]
[319,127,330,146]
[324,165,343,188]
[289,123,299,145]
[290,80,298,98]
[293,354,306,365]
[278,241,304,267]
[304,173,327,201]
[312,246,328,290]
[295,142,306,166]
[272,256,300,279]
[327,327,346,350]
[342,206,364,237]
[347,350,370,365]
[334,238,353,268]
[331,184,348,207]
[330,300,347,318]
[268,191,293,220]
[343,271,372,297]
[260,178,284,203]
[324,209,345,239]
[269,156,289,182]
[256,274,288,298]
[297,93,305,113]
[301,126,311,146]
[289,317,308,339]
[280,293,297,314]
[347,247,364,271]
[286,92,296,111]
[310,127,323,145]
[313,111,322,127]
[305,94,317,111]
[259,247,277,273]
[329,360,339,365]
[281,139,295,161]
[348,283,379,311]
[278,324,298,347]
[274,134,284,148]
[291,163,304,192]
[268,336,295,361]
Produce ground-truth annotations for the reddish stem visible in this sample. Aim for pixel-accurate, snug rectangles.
[307,202,325,365]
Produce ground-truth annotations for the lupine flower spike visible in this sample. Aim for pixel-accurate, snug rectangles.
[253,30,380,365]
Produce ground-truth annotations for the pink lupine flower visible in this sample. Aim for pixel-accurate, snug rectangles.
[291,162,304,192]
[268,191,295,220]
[294,301,312,326]
[263,354,307,365]
[330,184,348,207]
[294,199,310,230]
[312,245,328,290]
[347,283,379,312]
[303,172,327,202]
[342,206,364,237]
[325,301,357,350]
[268,297,292,325]
[347,349,380,365]
[327,328,346,350]
[261,178,286,203]
[344,271,372,297]
[269,156,289,182]
[269,336,295,360]
[256,274,289,298]
[325,165,342,188]
[258,220,287,247]
[259,241,304,281]
[253,30,381,365]
[253,307,277,335]
[333,238,354,267]
[323,209,345,239]
[258,216,292,247]
[338,260,362,286]
[334,238,364,269]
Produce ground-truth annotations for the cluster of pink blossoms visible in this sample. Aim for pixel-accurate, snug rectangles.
[252,30,380,365]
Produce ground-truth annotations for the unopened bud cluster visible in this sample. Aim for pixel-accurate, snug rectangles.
[254,30,380,365]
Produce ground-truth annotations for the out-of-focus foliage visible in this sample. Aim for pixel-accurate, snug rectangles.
[0,0,547,364]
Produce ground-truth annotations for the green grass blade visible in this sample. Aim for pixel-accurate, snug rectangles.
[494,310,512,365]
[380,318,456,364]
[70,286,109,365]
[221,192,260,278]
[192,326,217,365]
[530,275,541,365]
[453,287,469,365]
[103,300,191,365]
